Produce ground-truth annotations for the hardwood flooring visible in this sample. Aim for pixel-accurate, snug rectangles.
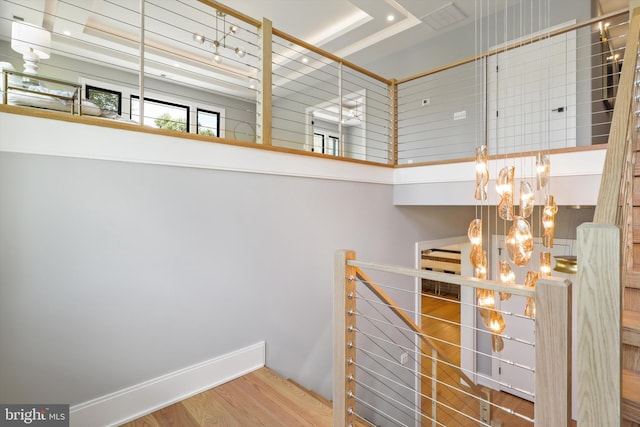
[121,295,539,427]
[120,367,333,427]
[420,293,535,426]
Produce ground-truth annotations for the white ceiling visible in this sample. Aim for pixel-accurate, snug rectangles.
[0,0,630,100]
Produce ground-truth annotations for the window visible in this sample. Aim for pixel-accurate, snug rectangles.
[313,132,324,153]
[86,85,122,115]
[130,95,189,132]
[327,136,339,156]
[197,108,220,137]
[313,132,339,155]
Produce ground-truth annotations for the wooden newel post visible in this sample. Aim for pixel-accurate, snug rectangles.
[535,276,572,426]
[577,223,621,426]
[334,250,357,427]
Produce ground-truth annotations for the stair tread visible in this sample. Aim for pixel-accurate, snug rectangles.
[626,271,640,290]
[623,370,640,423]
[624,310,640,347]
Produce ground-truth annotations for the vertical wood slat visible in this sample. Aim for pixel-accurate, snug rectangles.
[258,18,272,146]
[577,224,622,426]
[334,250,356,427]
[535,276,572,426]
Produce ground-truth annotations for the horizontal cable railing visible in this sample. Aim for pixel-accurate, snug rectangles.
[395,9,629,165]
[334,250,571,427]
[0,0,260,141]
[0,1,628,168]
[269,29,392,164]
[0,0,397,164]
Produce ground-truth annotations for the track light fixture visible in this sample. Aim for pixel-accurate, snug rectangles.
[193,11,245,64]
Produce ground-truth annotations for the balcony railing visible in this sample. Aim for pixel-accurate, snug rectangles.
[0,1,629,167]
[334,250,571,426]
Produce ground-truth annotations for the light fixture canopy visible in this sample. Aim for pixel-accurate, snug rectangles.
[11,21,51,74]
[193,12,245,64]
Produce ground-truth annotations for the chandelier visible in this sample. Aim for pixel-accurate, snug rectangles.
[470,150,556,352]
[193,11,246,64]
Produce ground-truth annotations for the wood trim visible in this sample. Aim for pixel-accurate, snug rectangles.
[396,8,629,84]
[577,223,621,426]
[70,342,265,427]
[333,250,356,427]
[393,144,608,169]
[0,105,394,169]
[535,277,572,427]
[594,7,640,224]
[355,267,486,399]
[349,260,535,298]
[259,18,273,146]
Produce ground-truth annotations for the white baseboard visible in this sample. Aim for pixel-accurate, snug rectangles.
[70,341,265,427]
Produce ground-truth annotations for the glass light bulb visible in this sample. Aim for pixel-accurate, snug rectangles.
[474,145,488,200]
[477,288,495,308]
[506,216,533,266]
[540,251,551,276]
[536,153,550,190]
[542,195,558,247]
[519,181,534,218]
[497,166,515,220]
[213,52,222,63]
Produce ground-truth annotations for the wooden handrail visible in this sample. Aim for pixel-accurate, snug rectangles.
[397,8,629,85]
[354,267,487,399]
[593,7,640,224]
[350,259,535,298]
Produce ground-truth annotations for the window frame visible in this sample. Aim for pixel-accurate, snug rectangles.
[130,95,190,132]
[196,108,221,137]
[85,85,122,115]
[79,77,227,138]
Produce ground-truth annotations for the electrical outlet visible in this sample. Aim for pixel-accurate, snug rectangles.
[421,98,430,106]
[400,352,409,365]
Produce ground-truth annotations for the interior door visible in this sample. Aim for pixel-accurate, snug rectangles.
[491,235,576,401]
[487,30,576,155]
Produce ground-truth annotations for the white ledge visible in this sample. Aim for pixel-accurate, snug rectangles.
[1,112,605,204]
[0,112,394,185]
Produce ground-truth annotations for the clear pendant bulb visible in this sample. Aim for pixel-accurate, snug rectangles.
[506,216,534,266]
[475,145,489,200]
[536,153,550,190]
[542,195,558,248]
[519,180,534,218]
[497,166,515,220]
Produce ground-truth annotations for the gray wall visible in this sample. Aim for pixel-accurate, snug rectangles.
[0,150,476,406]
[358,0,592,78]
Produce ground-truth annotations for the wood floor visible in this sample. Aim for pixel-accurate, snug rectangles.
[420,293,535,426]
[120,367,333,427]
[121,295,538,427]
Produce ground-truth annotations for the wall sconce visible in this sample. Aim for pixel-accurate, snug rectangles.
[11,21,51,74]
[193,12,245,64]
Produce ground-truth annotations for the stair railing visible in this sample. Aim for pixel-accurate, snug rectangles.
[577,5,640,426]
[334,249,571,426]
